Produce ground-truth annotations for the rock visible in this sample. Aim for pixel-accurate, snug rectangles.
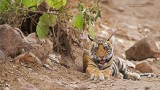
[26,33,38,43]
[125,36,160,61]
[14,52,42,65]
[48,54,60,63]
[15,38,53,65]
[46,58,53,66]
[43,39,53,53]
[20,44,46,65]
[27,38,52,60]
[31,44,47,61]
[0,25,53,65]
[27,33,37,39]
[0,24,23,58]
[135,61,153,73]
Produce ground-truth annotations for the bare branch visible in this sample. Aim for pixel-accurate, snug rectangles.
[18,8,58,15]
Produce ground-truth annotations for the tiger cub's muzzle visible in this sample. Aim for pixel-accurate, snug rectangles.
[97,54,113,65]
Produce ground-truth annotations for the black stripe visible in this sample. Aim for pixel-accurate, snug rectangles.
[120,63,124,71]
[117,58,121,68]
[111,62,118,76]
[105,54,113,63]
[88,64,97,67]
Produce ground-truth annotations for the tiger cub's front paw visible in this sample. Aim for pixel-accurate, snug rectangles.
[89,72,105,81]
[101,69,112,79]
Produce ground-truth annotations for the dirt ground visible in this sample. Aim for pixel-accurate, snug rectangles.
[0,0,160,90]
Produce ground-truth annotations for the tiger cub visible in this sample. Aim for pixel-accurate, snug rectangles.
[83,35,140,80]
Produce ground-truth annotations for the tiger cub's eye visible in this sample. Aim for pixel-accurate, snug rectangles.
[94,43,98,49]
[107,50,111,54]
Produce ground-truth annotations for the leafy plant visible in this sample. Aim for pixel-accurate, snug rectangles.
[0,0,101,60]
[0,0,67,39]
[0,0,9,13]
[72,1,101,38]
[36,14,57,39]
[0,0,100,39]
[72,12,84,30]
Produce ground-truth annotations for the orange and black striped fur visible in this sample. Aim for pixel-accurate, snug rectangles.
[83,35,140,80]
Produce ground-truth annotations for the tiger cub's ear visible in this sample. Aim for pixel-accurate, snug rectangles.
[107,34,114,44]
[88,35,95,50]
[88,35,94,41]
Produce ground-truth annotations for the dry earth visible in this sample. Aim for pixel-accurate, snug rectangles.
[0,0,160,90]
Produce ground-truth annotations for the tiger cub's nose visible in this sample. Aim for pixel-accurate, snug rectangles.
[99,56,104,60]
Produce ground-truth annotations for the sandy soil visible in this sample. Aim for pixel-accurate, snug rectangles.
[0,0,160,90]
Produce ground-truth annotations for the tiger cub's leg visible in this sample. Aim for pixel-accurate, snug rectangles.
[101,68,112,79]
[100,60,113,79]
[113,58,141,80]
[83,53,104,80]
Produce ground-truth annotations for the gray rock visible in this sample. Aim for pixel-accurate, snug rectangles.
[0,24,23,58]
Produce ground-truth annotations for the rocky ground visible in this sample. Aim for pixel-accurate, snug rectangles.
[0,0,160,90]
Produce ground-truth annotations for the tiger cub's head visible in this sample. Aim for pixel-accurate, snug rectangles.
[89,35,113,67]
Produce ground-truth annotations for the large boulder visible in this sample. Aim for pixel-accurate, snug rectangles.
[15,38,53,65]
[0,24,23,58]
[125,36,160,61]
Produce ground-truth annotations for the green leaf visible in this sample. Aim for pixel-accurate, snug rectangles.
[36,14,50,39]
[36,13,57,39]
[62,0,67,6]
[39,14,50,25]
[46,0,66,10]
[72,12,84,30]
[36,21,49,39]
[48,14,57,26]
[89,19,94,39]
[16,0,43,10]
